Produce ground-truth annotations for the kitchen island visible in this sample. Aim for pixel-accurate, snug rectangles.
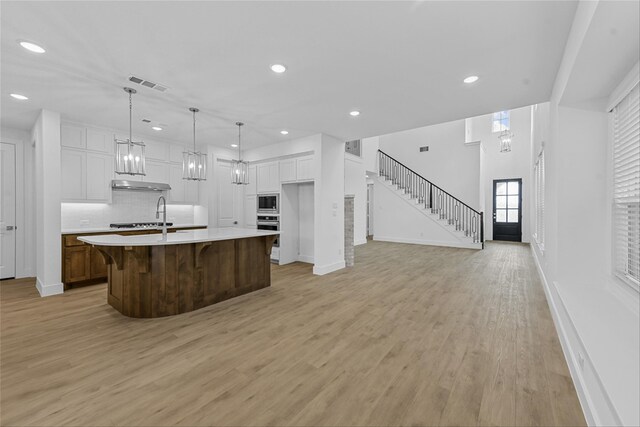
[78,228,279,318]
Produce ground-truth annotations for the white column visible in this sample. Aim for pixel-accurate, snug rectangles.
[32,110,62,296]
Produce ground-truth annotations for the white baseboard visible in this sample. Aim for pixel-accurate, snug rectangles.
[36,278,64,297]
[373,235,482,250]
[354,238,367,246]
[297,255,314,264]
[313,260,346,275]
[530,247,621,427]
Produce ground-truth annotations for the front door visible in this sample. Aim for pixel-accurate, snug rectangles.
[493,178,522,242]
[0,142,16,279]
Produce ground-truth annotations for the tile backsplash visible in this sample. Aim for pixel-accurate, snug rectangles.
[61,191,196,230]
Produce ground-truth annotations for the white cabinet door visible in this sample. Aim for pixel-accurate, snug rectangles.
[145,141,168,161]
[61,149,86,200]
[185,180,199,204]
[244,195,257,227]
[257,162,279,193]
[86,128,112,153]
[145,160,170,183]
[279,158,296,183]
[217,162,240,227]
[169,164,185,202]
[246,165,257,195]
[169,144,184,163]
[296,156,315,181]
[61,124,86,149]
[86,153,113,201]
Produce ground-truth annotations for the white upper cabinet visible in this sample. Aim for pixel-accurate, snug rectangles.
[169,144,184,163]
[86,152,113,201]
[257,161,280,193]
[169,164,185,202]
[279,158,297,183]
[144,160,170,184]
[61,124,86,149]
[86,128,112,153]
[61,149,86,200]
[144,140,168,161]
[296,156,315,181]
[245,165,257,195]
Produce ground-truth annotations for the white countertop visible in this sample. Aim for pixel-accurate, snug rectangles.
[77,228,279,246]
[61,224,208,234]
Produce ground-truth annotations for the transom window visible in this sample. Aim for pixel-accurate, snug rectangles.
[492,111,510,132]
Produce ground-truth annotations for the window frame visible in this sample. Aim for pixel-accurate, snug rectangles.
[492,110,510,133]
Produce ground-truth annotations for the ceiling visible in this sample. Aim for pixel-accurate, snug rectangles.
[1,1,578,149]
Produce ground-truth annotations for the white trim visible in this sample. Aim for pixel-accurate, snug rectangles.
[373,235,482,250]
[607,62,640,112]
[530,246,623,427]
[312,260,345,275]
[354,238,367,246]
[36,278,63,297]
[297,255,314,264]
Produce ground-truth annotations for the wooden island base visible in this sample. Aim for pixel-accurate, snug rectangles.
[95,235,276,318]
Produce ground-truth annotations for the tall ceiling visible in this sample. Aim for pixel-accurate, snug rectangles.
[1,1,578,149]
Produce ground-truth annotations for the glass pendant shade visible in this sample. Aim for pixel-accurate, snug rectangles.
[498,130,513,153]
[231,122,250,185]
[182,107,207,180]
[115,87,146,176]
[115,139,146,175]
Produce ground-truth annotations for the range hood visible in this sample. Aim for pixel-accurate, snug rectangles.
[111,180,171,191]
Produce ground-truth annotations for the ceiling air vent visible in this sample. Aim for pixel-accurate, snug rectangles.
[420,146,429,152]
[142,119,151,123]
[128,75,169,92]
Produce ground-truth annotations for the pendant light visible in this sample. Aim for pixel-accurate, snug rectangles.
[182,107,207,180]
[231,122,249,185]
[115,87,146,176]
[498,129,514,153]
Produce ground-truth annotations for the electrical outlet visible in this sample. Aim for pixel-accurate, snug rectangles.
[578,352,585,371]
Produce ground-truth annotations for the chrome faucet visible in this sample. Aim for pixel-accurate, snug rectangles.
[156,195,168,239]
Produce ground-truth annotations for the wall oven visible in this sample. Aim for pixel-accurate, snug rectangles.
[258,194,279,214]
[257,215,279,248]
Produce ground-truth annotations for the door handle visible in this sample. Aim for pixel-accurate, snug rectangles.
[5,226,15,231]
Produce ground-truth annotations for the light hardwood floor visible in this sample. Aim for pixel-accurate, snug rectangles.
[0,241,586,426]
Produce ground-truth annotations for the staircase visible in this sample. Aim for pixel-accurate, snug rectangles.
[377,150,484,249]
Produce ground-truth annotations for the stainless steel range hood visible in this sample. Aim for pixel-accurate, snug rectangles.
[111,180,171,192]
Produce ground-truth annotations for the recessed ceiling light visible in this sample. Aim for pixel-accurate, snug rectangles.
[270,64,287,73]
[280,130,289,135]
[151,126,163,131]
[10,93,28,100]
[463,75,479,84]
[19,41,45,54]
[231,144,238,148]
[349,110,360,117]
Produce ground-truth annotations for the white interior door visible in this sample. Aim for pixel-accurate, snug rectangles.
[0,142,17,279]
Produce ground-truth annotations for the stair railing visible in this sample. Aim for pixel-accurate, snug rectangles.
[377,149,484,247]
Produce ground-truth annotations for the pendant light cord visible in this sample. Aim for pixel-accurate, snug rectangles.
[129,90,132,143]
[193,109,196,151]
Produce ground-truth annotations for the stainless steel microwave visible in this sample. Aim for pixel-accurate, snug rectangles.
[257,194,279,214]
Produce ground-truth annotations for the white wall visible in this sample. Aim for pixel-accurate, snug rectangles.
[344,153,367,245]
[470,105,533,242]
[32,110,63,296]
[528,5,640,424]
[0,127,35,278]
[362,136,379,173]
[378,118,481,211]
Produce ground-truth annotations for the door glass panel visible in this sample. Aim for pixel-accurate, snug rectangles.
[496,182,507,195]
[507,195,519,208]
[496,196,507,208]
[507,181,519,195]
[496,209,507,222]
[507,209,519,223]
